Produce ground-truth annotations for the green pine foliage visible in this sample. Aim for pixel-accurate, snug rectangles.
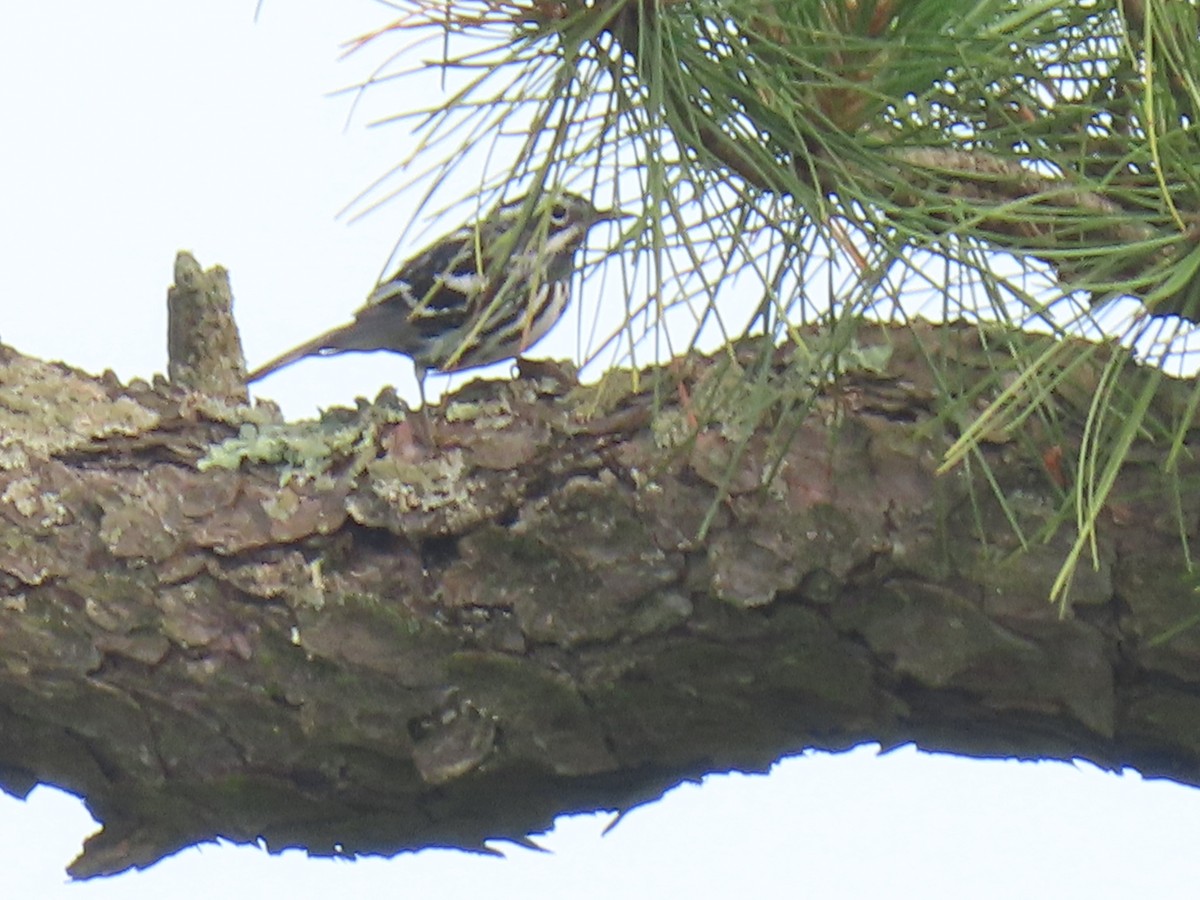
[350,0,1200,608]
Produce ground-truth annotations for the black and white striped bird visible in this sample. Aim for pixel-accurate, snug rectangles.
[247,192,614,394]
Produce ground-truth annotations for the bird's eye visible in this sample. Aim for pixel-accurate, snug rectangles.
[550,204,569,226]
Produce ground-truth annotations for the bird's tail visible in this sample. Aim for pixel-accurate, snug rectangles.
[246,323,357,383]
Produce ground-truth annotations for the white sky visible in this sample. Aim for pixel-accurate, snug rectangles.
[3,2,1200,897]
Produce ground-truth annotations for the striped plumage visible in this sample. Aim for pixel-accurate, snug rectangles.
[247,192,611,391]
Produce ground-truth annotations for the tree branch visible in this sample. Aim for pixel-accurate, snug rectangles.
[2,321,1199,877]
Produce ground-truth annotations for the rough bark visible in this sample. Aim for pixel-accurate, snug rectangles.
[1,321,1198,878]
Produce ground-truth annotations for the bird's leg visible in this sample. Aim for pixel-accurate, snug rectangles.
[415,364,429,412]
[402,363,439,447]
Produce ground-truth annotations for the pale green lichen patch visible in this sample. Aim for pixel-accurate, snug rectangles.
[0,355,159,469]
[651,359,753,449]
[0,524,58,585]
[650,335,894,452]
[1,475,70,530]
[444,395,515,427]
[0,540,54,588]
[790,333,893,377]
[350,448,511,535]
[178,391,281,429]
[199,392,409,483]
[363,451,471,513]
[200,421,356,483]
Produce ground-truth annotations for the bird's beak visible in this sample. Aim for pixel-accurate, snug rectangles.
[598,206,639,243]
[600,206,637,223]
[593,206,638,244]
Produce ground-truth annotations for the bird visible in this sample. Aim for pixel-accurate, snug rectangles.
[246,192,614,400]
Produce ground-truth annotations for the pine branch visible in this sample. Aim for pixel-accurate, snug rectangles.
[3,320,1200,877]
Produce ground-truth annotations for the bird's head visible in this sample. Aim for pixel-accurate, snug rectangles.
[524,192,629,261]
[478,191,624,279]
